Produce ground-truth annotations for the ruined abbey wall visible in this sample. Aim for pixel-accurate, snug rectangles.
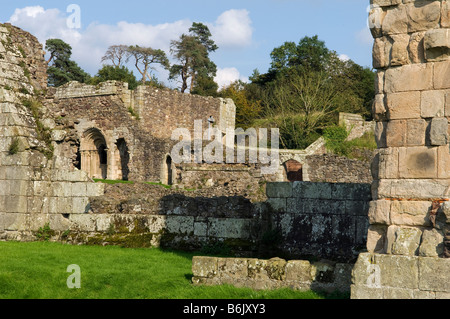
[0,24,104,240]
[351,0,450,299]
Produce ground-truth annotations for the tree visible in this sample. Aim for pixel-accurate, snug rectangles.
[218,80,262,129]
[169,23,218,94]
[127,45,170,85]
[90,65,138,90]
[101,45,130,67]
[255,71,341,150]
[45,39,72,65]
[45,39,91,87]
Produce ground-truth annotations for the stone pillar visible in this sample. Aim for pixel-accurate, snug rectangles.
[351,1,450,299]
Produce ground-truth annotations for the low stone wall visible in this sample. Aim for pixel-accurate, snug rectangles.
[192,256,353,294]
[351,253,450,299]
[304,153,374,184]
[266,182,371,262]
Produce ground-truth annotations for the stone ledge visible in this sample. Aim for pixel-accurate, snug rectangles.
[192,256,353,293]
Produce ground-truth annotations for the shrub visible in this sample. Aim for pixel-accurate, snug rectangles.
[8,138,20,155]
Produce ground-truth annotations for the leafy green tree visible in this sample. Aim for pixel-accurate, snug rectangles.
[169,23,218,94]
[45,39,72,65]
[90,65,138,90]
[45,39,91,87]
[218,80,263,129]
[191,74,219,97]
[255,71,341,150]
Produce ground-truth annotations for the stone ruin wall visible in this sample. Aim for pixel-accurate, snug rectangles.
[0,24,104,240]
[351,0,450,299]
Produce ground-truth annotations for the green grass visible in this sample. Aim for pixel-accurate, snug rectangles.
[0,242,337,299]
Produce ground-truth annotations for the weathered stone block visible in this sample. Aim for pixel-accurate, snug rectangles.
[165,215,194,235]
[387,225,422,256]
[390,200,432,227]
[442,1,450,28]
[368,200,391,225]
[406,119,427,146]
[266,182,292,198]
[429,117,448,146]
[219,258,249,279]
[375,253,419,289]
[267,198,286,212]
[285,260,311,282]
[419,257,450,292]
[386,91,421,119]
[373,37,392,68]
[382,4,408,35]
[72,197,90,214]
[293,182,332,200]
[192,256,218,278]
[367,225,387,253]
[286,197,302,214]
[208,218,251,239]
[421,90,445,118]
[379,179,450,200]
[373,94,387,120]
[408,31,426,64]
[419,228,444,257]
[433,60,450,90]
[69,214,96,232]
[398,146,437,179]
[375,121,387,148]
[386,120,406,147]
[384,63,433,93]
[390,34,410,66]
[424,29,450,62]
[406,1,441,33]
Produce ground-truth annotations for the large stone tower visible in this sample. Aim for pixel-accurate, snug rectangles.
[351,1,450,299]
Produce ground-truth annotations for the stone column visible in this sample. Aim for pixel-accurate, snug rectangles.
[351,0,450,299]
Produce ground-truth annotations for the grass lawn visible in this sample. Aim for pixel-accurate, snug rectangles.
[0,241,342,300]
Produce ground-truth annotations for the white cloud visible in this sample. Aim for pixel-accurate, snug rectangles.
[339,54,350,62]
[214,67,248,89]
[8,6,253,85]
[211,9,253,48]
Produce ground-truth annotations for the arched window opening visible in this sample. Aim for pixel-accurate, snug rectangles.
[116,138,130,181]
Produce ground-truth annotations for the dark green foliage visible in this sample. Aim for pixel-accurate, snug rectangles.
[8,138,20,155]
[90,65,138,90]
[35,223,55,241]
[236,35,376,150]
[169,22,218,94]
[45,39,91,87]
[323,126,377,159]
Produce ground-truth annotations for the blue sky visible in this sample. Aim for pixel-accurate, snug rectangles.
[0,0,374,89]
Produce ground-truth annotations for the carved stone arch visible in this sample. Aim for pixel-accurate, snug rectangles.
[283,159,303,182]
[80,128,108,179]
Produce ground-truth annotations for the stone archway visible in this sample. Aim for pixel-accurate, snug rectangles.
[116,138,130,181]
[162,154,175,186]
[283,159,303,182]
[80,128,108,179]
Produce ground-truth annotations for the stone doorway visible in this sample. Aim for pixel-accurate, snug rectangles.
[116,138,130,181]
[284,159,303,182]
[80,128,108,179]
